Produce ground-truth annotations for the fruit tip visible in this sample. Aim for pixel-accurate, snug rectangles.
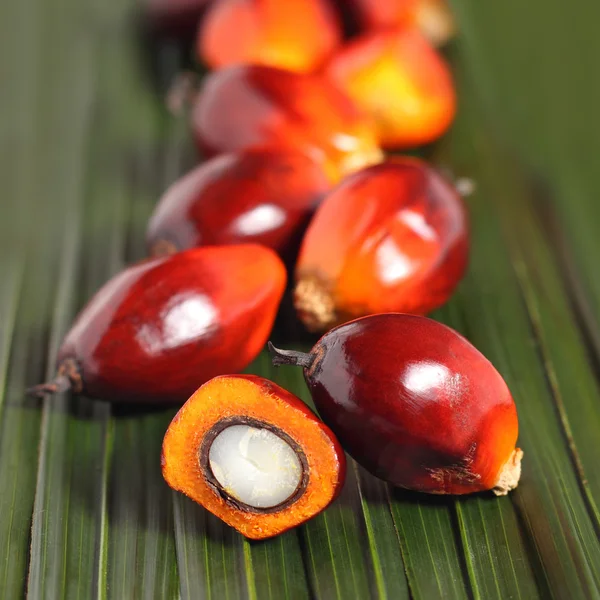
[492,448,523,496]
[455,177,476,197]
[416,0,456,48]
[149,239,179,258]
[166,71,200,116]
[294,276,336,333]
[25,374,72,398]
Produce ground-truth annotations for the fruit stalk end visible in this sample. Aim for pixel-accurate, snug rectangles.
[268,342,313,369]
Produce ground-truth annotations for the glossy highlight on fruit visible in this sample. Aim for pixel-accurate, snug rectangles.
[294,158,468,331]
[269,314,522,495]
[162,374,346,539]
[28,246,286,403]
[199,0,342,73]
[350,0,455,47]
[146,148,330,259]
[191,64,383,182]
[325,28,456,149]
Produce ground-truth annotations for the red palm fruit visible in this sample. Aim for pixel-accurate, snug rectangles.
[191,64,383,183]
[350,0,455,47]
[199,0,342,73]
[28,246,286,404]
[269,313,523,496]
[162,374,346,539]
[324,28,456,149]
[146,148,330,259]
[294,158,468,332]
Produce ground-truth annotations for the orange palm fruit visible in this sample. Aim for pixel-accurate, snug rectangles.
[294,158,469,332]
[198,0,342,73]
[162,374,346,539]
[191,64,383,183]
[350,0,455,47]
[324,28,456,149]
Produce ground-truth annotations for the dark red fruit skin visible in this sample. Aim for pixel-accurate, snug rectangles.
[146,148,330,259]
[56,245,286,404]
[303,314,519,494]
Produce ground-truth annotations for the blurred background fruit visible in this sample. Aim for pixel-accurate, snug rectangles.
[325,28,456,148]
[191,64,383,182]
[199,0,342,72]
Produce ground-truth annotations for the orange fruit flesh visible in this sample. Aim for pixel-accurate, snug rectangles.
[162,375,345,539]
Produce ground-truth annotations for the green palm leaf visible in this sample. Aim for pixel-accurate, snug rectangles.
[2,0,600,597]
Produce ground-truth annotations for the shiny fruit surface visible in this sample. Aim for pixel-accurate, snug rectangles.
[271,314,522,495]
[199,0,341,73]
[34,246,286,403]
[162,374,346,539]
[192,64,383,182]
[295,158,468,331]
[325,28,456,149]
[147,148,330,259]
